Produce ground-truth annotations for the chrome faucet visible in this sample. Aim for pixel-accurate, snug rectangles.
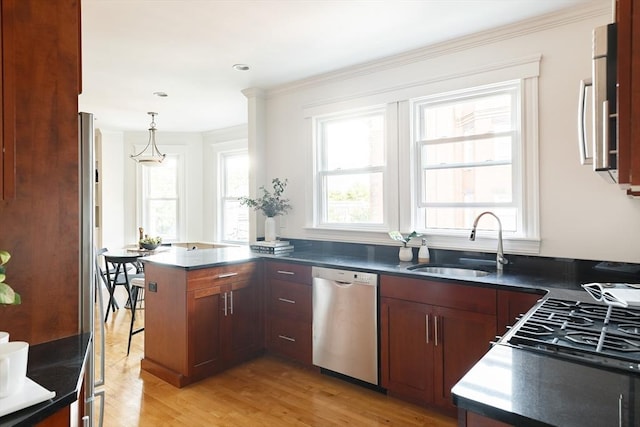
[469,211,508,272]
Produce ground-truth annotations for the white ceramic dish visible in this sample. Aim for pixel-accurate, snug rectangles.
[0,377,55,417]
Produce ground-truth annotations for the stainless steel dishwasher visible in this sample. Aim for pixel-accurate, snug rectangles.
[312,266,378,385]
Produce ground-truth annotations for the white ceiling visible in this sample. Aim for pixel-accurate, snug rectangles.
[79,0,604,133]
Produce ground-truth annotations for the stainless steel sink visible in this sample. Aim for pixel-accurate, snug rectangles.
[407,265,491,277]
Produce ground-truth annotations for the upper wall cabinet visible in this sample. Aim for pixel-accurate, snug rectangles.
[617,0,640,194]
[1,0,16,200]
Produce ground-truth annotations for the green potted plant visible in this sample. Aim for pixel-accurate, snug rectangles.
[388,231,421,262]
[0,250,21,305]
[240,178,292,242]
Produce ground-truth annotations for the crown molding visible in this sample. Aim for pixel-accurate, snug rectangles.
[266,2,609,98]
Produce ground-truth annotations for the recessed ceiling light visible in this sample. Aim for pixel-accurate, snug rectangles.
[233,64,250,71]
[153,91,168,97]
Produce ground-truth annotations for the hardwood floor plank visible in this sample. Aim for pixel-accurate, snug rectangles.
[97,287,457,426]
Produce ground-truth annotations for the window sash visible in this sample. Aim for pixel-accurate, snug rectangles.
[413,81,522,234]
[314,106,390,230]
[219,151,249,243]
[138,152,183,242]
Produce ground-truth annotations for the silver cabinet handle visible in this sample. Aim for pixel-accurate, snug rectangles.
[278,335,296,342]
[230,290,234,315]
[276,270,295,275]
[218,272,238,279]
[619,393,623,427]
[223,292,228,316]
[278,297,296,304]
[578,78,593,165]
[602,99,610,169]
[434,315,439,347]
[425,315,430,344]
[92,389,105,427]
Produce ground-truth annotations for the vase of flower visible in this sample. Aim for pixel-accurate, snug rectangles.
[240,178,292,242]
[265,217,277,242]
[399,246,413,262]
[388,231,421,263]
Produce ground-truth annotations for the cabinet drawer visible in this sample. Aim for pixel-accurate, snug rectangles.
[265,261,312,285]
[269,280,312,321]
[187,262,257,291]
[268,317,311,364]
[380,274,496,315]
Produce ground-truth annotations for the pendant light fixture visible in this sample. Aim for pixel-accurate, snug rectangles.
[130,112,166,165]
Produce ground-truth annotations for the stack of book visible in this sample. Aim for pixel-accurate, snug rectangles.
[250,240,294,256]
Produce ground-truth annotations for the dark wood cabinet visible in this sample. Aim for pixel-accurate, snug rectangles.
[496,289,542,335]
[0,0,82,344]
[226,278,262,362]
[142,261,263,387]
[617,0,640,192]
[381,298,432,402]
[433,305,496,409]
[265,261,313,365]
[0,0,16,200]
[380,275,497,414]
[187,285,223,379]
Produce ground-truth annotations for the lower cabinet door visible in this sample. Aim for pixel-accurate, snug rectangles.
[433,305,496,410]
[225,282,262,363]
[380,297,434,404]
[188,289,223,379]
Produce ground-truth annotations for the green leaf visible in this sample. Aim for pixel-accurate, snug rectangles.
[0,250,10,266]
[0,282,20,305]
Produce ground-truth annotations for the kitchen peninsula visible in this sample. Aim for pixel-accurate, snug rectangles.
[139,247,262,387]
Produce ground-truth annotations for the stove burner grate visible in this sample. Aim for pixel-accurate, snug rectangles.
[506,298,640,372]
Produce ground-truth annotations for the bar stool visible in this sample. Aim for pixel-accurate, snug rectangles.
[127,277,145,355]
[103,254,143,322]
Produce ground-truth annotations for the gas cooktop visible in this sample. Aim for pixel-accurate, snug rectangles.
[505,298,640,373]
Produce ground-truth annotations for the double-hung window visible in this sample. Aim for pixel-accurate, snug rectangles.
[413,81,524,237]
[219,151,249,242]
[314,106,392,230]
[139,153,182,242]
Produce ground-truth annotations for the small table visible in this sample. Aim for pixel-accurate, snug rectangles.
[101,247,171,322]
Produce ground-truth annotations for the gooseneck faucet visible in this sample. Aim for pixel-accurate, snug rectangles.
[469,211,508,272]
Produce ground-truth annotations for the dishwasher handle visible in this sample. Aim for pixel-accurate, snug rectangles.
[333,280,354,287]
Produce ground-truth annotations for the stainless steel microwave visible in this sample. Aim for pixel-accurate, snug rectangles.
[578,22,617,182]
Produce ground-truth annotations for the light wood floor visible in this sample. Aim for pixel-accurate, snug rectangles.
[96,288,457,427]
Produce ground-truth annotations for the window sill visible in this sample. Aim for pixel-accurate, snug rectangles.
[304,227,540,255]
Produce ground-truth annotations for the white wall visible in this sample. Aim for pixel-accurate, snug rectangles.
[97,129,126,252]
[97,125,248,248]
[260,5,640,263]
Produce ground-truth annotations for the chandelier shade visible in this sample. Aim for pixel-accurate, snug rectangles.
[131,112,166,164]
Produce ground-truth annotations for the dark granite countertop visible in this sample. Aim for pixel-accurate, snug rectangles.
[0,333,90,427]
[139,245,589,296]
[140,245,260,269]
[452,343,640,427]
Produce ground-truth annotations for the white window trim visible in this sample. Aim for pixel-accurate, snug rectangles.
[217,145,249,244]
[210,139,248,243]
[135,145,187,243]
[404,78,540,255]
[302,55,541,254]
[310,104,399,234]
